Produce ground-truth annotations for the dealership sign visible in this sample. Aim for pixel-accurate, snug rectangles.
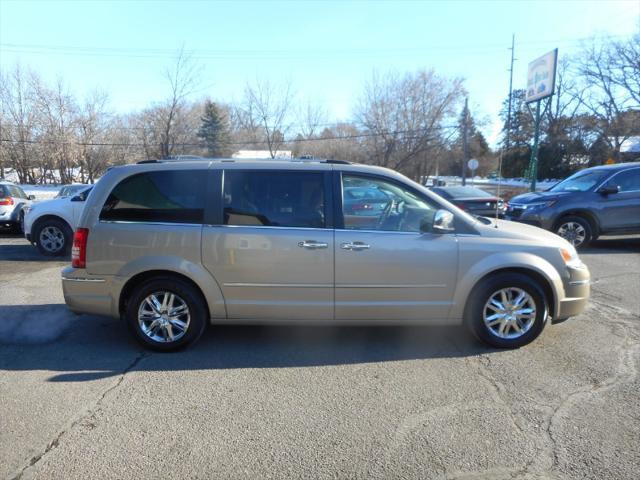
[526,49,558,103]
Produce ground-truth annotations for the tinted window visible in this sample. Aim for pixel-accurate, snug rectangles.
[100,170,206,223]
[223,171,325,228]
[342,174,437,232]
[610,168,640,192]
[0,186,8,197]
[549,170,609,192]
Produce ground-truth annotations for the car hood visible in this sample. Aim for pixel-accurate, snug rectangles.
[475,218,571,249]
[509,190,571,204]
[29,196,71,211]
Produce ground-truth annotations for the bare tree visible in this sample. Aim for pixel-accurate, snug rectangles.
[239,79,295,158]
[356,69,465,176]
[77,91,111,183]
[0,65,39,183]
[575,36,640,161]
[135,48,202,159]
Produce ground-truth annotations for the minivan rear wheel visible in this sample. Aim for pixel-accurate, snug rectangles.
[465,273,548,348]
[555,215,592,249]
[125,277,207,352]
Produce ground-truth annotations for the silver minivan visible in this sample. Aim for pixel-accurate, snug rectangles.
[61,159,590,351]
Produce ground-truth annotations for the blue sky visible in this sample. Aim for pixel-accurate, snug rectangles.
[1,0,639,144]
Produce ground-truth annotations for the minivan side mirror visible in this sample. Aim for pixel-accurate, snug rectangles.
[28,194,36,200]
[428,209,455,234]
[71,193,86,202]
[597,184,620,195]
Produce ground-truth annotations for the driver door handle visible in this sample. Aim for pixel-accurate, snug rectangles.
[298,240,328,250]
[341,241,371,251]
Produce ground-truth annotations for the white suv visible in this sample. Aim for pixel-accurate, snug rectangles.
[24,186,92,256]
[0,180,34,232]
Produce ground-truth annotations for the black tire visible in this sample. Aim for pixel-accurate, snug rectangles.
[464,273,548,349]
[33,217,73,256]
[125,276,207,352]
[554,215,593,249]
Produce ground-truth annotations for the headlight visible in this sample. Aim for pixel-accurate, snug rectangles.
[523,200,557,211]
[560,247,584,269]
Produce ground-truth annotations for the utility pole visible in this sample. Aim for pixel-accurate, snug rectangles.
[462,98,469,186]
[505,34,516,153]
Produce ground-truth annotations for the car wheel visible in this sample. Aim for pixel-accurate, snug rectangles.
[465,273,548,349]
[555,215,592,249]
[125,277,207,352]
[34,218,72,256]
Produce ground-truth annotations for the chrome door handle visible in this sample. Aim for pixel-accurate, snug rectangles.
[340,241,371,251]
[298,240,328,250]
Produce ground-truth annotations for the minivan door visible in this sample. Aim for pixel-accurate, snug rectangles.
[335,172,459,321]
[202,168,334,320]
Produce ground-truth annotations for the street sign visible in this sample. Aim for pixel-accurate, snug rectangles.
[467,158,479,171]
[526,49,558,103]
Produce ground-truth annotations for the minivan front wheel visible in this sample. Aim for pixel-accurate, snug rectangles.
[465,273,548,348]
[555,216,592,248]
[125,277,207,352]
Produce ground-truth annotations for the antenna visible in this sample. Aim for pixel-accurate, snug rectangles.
[496,34,516,227]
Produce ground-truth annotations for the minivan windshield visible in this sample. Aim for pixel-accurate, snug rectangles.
[549,170,610,192]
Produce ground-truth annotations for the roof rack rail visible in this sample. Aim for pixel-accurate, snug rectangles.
[323,159,351,165]
[137,159,161,164]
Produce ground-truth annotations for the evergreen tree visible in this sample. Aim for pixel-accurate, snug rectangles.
[197,101,229,156]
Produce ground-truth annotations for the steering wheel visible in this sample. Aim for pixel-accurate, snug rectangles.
[377,199,395,229]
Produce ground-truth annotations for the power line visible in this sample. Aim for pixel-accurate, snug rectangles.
[0,35,628,60]
[0,124,459,148]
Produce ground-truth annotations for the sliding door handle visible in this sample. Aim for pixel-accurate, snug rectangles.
[341,241,371,251]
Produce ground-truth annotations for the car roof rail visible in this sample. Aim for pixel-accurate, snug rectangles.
[323,159,351,165]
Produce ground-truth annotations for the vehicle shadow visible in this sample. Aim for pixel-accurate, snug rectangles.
[582,236,640,254]
[0,304,494,382]
[0,242,67,262]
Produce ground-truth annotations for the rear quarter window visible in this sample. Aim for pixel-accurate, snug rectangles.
[100,170,206,224]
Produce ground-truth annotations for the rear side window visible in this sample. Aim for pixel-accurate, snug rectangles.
[223,170,325,228]
[100,170,206,224]
[610,168,640,192]
[0,186,9,197]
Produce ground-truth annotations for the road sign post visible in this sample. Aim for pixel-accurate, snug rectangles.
[525,48,558,192]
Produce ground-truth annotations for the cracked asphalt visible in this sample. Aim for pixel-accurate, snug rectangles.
[0,232,639,480]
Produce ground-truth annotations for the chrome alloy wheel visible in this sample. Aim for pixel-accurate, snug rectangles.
[39,226,65,253]
[556,221,586,247]
[483,287,537,340]
[138,291,190,343]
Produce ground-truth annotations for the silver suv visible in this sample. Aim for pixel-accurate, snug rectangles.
[0,180,34,232]
[61,159,590,351]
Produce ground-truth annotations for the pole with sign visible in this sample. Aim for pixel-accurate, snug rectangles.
[525,48,558,192]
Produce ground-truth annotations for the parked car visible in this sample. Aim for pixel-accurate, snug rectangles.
[430,186,507,218]
[62,158,590,352]
[0,180,35,232]
[24,187,92,256]
[506,163,640,248]
[343,186,391,216]
[56,184,90,199]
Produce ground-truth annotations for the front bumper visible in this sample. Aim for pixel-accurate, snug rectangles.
[61,266,116,318]
[505,206,554,230]
[555,264,591,322]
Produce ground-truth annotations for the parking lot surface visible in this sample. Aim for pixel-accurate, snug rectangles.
[1,232,639,480]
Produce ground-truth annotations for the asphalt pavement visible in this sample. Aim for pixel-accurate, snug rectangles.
[0,231,639,480]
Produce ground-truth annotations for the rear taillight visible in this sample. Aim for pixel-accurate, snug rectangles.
[71,228,89,268]
[0,197,14,206]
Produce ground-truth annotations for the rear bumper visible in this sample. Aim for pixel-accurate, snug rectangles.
[61,266,116,318]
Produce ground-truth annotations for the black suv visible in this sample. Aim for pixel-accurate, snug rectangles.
[506,163,640,248]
